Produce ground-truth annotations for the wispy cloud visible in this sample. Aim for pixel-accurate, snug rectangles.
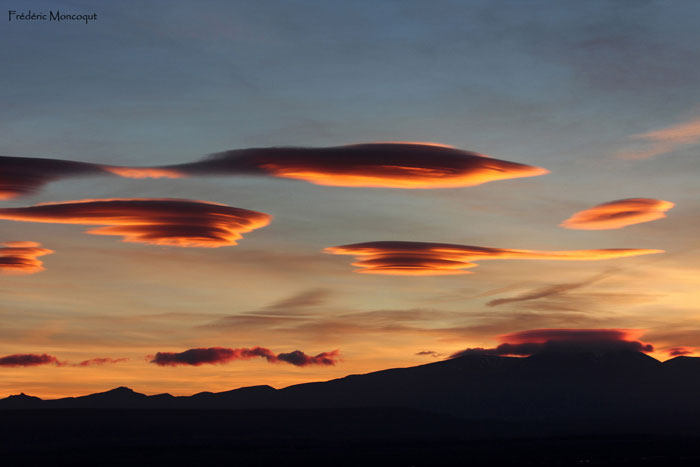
[618,117,700,159]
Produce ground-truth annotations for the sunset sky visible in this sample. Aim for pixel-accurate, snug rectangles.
[2,0,700,398]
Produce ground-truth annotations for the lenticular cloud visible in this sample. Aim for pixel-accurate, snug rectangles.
[324,241,663,276]
[0,199,272,248]
[561,198,674,230]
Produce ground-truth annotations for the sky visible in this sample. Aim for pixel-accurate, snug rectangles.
[2,0,700,398]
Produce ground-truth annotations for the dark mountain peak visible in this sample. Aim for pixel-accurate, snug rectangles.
[6,392,41,401]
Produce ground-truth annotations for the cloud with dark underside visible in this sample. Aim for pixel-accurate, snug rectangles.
[150,347,340,367]
[74,357,128,367]
[0,199,271,247]
[450,329,654,358]
[0,353,59,367]
[416,350,444,358]
[159,142,549,188]
[324,241,663,276]
[666,347,694,357]
[0,241,53,275]
[1,143,546,196]
[561,198,674,230]
[0,156,181,200]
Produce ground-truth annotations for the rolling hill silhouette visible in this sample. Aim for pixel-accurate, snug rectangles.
[3,350,700,421]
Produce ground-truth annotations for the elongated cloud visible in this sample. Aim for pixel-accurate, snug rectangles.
[1,143,546,197]
[561,198,674,230]
[450,329,654,358]
[618,117,700,160]
[0,156,182,200]
[0,199,271,247]
[667,347,694,357]
[0,156,108,200]
[0,353,59,367]
[74,357,129,367]
[0,241,53,275]
[150,347,340,367]
[324,241,663,276]
[162,143,549,188]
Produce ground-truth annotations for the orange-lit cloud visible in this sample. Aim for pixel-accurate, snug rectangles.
[618,117,700,159]
[324,241,663,276]
[0,241,53,275]
[0,199,271,248]
[561,198,675,230]
[74,358,129,367]
[150,347,340,367]
[0,353,59,367]
[103,167,184,179]
[0,155,188,200]
[666,347,694,357]
[450,328,654,358]
[164,143,549,188]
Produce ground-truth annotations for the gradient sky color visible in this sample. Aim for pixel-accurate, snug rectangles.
[2,0,700,398]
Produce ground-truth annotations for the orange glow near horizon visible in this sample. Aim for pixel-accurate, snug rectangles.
[325,241,664,276]
[561,198,675,230]
[0,199,272,248]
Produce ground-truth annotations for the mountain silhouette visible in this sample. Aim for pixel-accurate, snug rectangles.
[3,349,700,422]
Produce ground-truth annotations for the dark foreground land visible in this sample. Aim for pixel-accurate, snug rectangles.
[2,408,700,466]
[4,351,700,465]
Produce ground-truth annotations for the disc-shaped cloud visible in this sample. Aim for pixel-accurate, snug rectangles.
[0,241,53,275]
[324,241,663,276]
[0,199,271,248]
[450,329,654,358]
[561,198,674,230]
[164,143,549,189]
[0,353,59,367]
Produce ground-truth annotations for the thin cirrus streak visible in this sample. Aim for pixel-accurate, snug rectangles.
[158,142,550,189]
[0,241,53,275]
[450,329,654,358]
[561,198,675,230]
[618,117,700,160]
[324,241,664,276]
[0,353,60,367]
[0,199,272,248]
[150,347,340,367]
[74,357,129,367]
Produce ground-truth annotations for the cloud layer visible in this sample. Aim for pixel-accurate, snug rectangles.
[0,353,59,367]
[0,241,53,275]
[450,329,654,358]
[0,199,271,247]
[163,143,549,188]
[561,198,674,230]
[150,347,340,367]
[324,241,663,276]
